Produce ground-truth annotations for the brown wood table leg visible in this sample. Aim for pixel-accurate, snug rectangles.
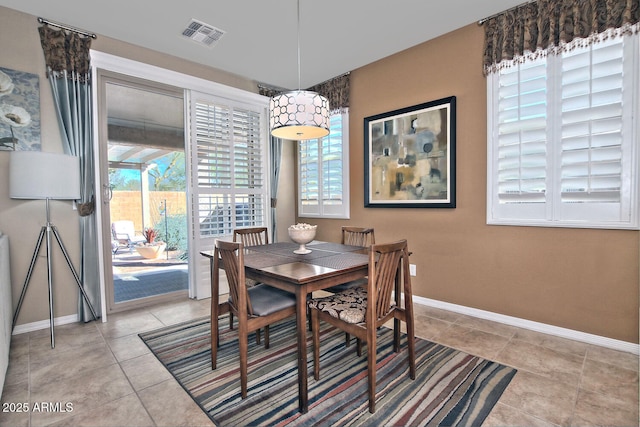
[296,285,309,413]
[210,257,219,369]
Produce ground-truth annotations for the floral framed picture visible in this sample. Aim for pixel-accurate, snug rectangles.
[364,96,456,208]
[0,67,41,151]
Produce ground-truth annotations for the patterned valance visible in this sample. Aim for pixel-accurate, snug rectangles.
[257,85,282,99]
[307,73,349,114]
[483,0,640,75]
[38,24,93,82]
[259,72,350,114]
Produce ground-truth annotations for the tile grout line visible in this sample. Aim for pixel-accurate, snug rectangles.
[99,309,160,427]
[567,350,589,426]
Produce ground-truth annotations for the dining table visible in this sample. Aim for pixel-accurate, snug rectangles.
[200,240,370,413]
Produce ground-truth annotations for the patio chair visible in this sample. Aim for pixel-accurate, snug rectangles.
[308,239,416,413]
[111,220,146,254]
[211,239,296,398]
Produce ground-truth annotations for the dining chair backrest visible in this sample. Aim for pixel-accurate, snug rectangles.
[369,240,408,321]
[233,227,269,247]
[214,240,254,317]
[341,226,375,247]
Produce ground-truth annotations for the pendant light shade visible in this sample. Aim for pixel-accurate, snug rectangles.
[269,90,330,140]
[269,0,330,140]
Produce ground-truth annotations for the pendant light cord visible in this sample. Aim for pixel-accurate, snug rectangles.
[297,0,301,91]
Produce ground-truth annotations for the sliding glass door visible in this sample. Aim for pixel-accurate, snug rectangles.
[91,52,271,317]
[97,71,189,313]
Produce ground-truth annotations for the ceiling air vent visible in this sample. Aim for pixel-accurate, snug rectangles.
[182,19,225,47]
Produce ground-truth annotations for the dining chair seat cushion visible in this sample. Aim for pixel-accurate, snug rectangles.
[308,286,369,324]
[245,278,259,288]
[325,277,368,293]
[229,284,296,317]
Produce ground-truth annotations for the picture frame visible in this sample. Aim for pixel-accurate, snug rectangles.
[0,66,41,151]
[364,96,456,208]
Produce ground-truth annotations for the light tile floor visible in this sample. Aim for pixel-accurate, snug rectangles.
[1,298,638,427]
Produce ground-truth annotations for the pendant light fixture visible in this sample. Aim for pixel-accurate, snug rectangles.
[269,0,330,140]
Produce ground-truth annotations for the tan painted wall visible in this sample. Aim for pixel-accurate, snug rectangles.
[305,24,639,343]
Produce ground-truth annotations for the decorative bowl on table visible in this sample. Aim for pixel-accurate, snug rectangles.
[288,223,317,254]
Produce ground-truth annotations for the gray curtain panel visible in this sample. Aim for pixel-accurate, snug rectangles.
[39,24,101,321]
[269,136,282,242]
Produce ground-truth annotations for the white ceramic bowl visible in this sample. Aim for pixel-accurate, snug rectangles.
[288,225,317,254]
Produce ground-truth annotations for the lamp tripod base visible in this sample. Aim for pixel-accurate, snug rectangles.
[12,222,99,348]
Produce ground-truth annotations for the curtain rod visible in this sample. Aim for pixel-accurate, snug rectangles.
[37,17,97,39]
[478,0,537,25]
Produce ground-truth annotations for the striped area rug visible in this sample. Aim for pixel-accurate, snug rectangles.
[139,317,516,426]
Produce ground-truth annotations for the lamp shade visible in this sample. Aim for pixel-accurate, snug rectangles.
[269,90,330,140]
[9,151,81,200]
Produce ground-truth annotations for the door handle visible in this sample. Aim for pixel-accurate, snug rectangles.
[103,184,113,204]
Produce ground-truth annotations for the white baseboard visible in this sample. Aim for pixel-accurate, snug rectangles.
[12,298,639,355]
[12,314,79,335]
[414,296,639,355]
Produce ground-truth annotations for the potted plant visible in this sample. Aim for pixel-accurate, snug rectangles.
[136,228,166,259]
[143,228,158,244]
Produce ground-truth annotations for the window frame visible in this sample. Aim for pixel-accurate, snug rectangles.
[297,110,350,219]
[486,33,640,230]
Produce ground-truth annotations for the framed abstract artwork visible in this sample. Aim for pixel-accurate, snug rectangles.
[364,96,456,208]
[0,67,41,151]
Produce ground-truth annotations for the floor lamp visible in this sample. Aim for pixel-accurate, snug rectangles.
[9,151,98,348]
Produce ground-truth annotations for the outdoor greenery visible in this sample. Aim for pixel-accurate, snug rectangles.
[148,152,186,191]
[156,213,188,257]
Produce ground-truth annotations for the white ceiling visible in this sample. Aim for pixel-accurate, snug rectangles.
[0,0,524,89]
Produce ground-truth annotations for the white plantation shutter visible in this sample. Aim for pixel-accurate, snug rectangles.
[189,91,268,297]
[323,115,345,208]
[192,96,266,236]
[298,112,350,219]
[488,32,639,229]
[496,60,548,206]
[558,37,633,223]
[299,138,319,215]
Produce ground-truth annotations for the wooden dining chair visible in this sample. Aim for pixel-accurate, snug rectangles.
[341,226,375,247]
[325,227,375,294]
[233,226,269,247]
[308,239,416,413]
[211,239,296,398]
[231,227,269,337]
[326,226,376,346]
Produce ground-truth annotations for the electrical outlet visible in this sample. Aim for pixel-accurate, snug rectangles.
[409,264,416,276]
